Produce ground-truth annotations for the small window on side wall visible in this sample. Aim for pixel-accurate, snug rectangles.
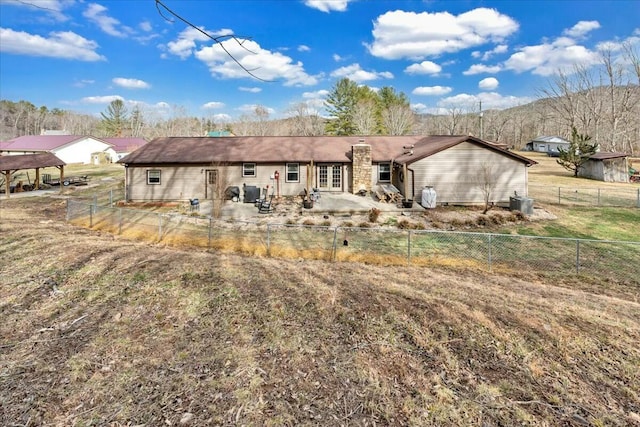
[147,169,161,185]
[243,163,256,177]
[286,163,299,182]
[379,163,391,182]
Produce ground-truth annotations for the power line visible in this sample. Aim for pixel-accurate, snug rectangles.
[154,0,271,82]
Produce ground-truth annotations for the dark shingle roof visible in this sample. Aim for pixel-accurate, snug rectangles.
[589,152,629,160]
[118,135,536,166]
[0,153,66,171]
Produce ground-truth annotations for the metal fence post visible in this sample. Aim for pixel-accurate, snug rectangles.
[89,204,94,228]
[118,208,123,235]
[637,188,640,208]
[93,195,98,207]
[488,234,493,272]
[407,230,412,265]
[597,188,601,206]
[332,227,338,261]
[158,213,163,242]
[558,187,561,204]
[576,239,580,273]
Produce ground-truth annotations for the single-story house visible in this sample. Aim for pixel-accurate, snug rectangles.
[524,136,571,155]
[118,135,536,207]
[101,137,148,162]
[578,152,629,183]
[0,135,146,164]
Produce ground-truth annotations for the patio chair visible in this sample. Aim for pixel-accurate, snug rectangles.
[258,194,274,214]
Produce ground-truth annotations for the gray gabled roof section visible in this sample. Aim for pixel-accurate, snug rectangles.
[118,135,537,167]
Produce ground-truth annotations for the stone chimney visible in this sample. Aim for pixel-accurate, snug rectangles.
[351,143,372,194]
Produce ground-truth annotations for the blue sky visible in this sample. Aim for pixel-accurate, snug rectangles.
[1,0,638,123]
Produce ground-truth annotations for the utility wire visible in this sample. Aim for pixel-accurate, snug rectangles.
[155,0,271,82]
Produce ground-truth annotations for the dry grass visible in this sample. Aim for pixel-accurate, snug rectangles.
[2,196,640,426]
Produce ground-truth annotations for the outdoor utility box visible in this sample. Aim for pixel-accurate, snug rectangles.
[243,186,260,203]
[510,196,534,215]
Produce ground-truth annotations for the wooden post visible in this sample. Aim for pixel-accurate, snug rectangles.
[403,163,409,199]
[57,165,64,193]
[35,168,40,190]
[3,171,11,198]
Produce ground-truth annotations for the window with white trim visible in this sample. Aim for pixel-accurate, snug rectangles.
[286,163,299,182]
[147,169,161,185]
[378,163,391,182]
[243,163,256,177]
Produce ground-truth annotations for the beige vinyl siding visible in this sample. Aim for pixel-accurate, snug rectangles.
[407,142,528,204]
[126,163,310,201]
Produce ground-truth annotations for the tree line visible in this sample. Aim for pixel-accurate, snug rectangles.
[2,54,639,155]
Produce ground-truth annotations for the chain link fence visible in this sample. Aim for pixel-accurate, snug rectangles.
[529,184,640,208]
[66,199,639,284]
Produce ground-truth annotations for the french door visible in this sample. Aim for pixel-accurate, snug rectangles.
[318,164,342,191]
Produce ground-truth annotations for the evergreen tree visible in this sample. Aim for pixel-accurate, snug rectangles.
[100,99,129,137]
[557,127,599,177]
[324,78,359,135]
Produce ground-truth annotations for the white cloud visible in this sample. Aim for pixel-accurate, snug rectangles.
[404,61,442,75]
[139,20,153,32]
[472,44,508,61]
[412,86,452,96]
[303,89,330,99]
[298,45,311,52]
[83,3,133,38]
[304,0,351,13]
[112,77,151,89]
[463,64,503,75]
[2,0,71,22]
[438,92,532,110]
[367,8,518,60]
[333,53,345,62]
[503,37,599,76]
[202,101,225,109]
[164,26,214,60]
[330,63,393,83]
[239,87,262,93]
[81,95,124,104]
[478,77,499,90]
[563,21,600,38]
[0,28,106,61]
[195,37,318,86]
[73,79,95,88]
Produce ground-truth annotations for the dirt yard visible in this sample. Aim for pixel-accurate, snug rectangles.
[1,196,639,426]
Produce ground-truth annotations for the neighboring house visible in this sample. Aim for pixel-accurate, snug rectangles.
[102,137,148,161]
[578,152,629,183]
[206,130,233,137]
[118,135,536,206]
[524,136,571,155]
[0,135,146,164]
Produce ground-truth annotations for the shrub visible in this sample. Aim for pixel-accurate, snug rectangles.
[358,222,372,228]
[368,207,381,223]
[476,215,490,227]
[302,219,315,226]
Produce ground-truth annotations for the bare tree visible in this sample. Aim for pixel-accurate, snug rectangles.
[477,162,498,214]
[286,103,324,136]
[352,100,377,135]
[382,104,414,135]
